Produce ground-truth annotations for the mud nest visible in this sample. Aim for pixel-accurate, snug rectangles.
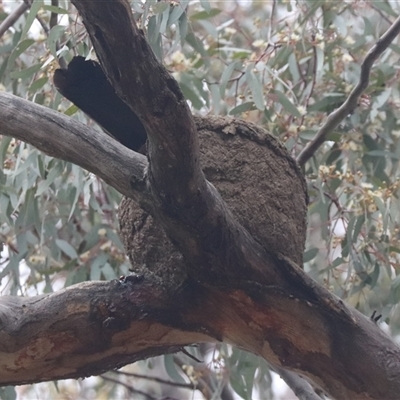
[119,116,308,288]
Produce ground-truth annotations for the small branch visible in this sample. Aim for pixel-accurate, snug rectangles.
[0,2,29,38]
[49,0,58,29]
[271,364,322,400]
[267,0,276,42]
[22,0,50,34]
[174,355,214,400]
[101,375,157,400]
[111,370,195,390]
[49,0,67,69]
[296,15,400,166]
[0,0,66,68]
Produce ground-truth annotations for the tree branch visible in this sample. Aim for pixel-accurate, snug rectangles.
[296,15,400,166]
[0,92,151,206]
[0,278,215,386]
[71,0,203,210]
[0,3,29,38]
[100,374,157,399]
[69,0,284,294]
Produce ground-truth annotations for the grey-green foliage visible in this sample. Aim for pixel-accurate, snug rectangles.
[2,0,400,398]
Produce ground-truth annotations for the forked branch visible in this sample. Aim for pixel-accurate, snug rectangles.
[296,16,400,166]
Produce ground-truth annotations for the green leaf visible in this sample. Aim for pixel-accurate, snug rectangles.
[200,0,211,12]
[315,46,325,81]
[210,83,221,114]
[91,253,109,271]
[8,39,35,69]
[229,102,257,115]
[219,61,239,97]
[152,2,169,14]
[245,66,264,111]
[0,386,17,400]
[191,8,221,20]
[180,82,204,110]
[353,215,366,242]
[372,0,397,17]
[0,136,12,167]
[21,0,44,41]
[55,239,78,259]
[308,94,344,112]
[106,228,125,251]
[164,355,186,384]
[147,15,161,44]
[42,5,69,14]
[198,20,218,39]
[273,90,301,118]
[168,3,185,26]
[178,12,188,45]
[159,4,171,34]
[303,247,319,263]
[288,52,300,82]
[10,63,42,80]
[65,104,79,116]
[29,76,48,93]
[101,263,117,280]
[47,25,66,57]
[73,266,88,284]
[299,129,318,141]
[363,16,374,37]
[331,257,344,268]
[0,254,24,281]
[90,263,101,281]
[229,349,257,400]
[186,33,209,64]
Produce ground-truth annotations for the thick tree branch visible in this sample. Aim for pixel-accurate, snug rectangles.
[0,267,399,399]
[0,92,150,206]
[69,0,284,292]
[0,278,215,386]
[296,16,400,166]
[71,0,203,211]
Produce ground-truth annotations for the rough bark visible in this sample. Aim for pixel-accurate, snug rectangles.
[0,0,400,398]
[119,115,307,289]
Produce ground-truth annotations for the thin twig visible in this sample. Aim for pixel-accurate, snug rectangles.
[111,370,196,390]
[174,355,214,400]
[50,0,58,30]
[22,0,50,34]
[0,3,29,39]
[268,0,276,42]
[100,374,157,400]
[49,0,67,69]
[173,353,235,400]
[0,0,62,65]
[296,15,400,167]
[369,4,392,25]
